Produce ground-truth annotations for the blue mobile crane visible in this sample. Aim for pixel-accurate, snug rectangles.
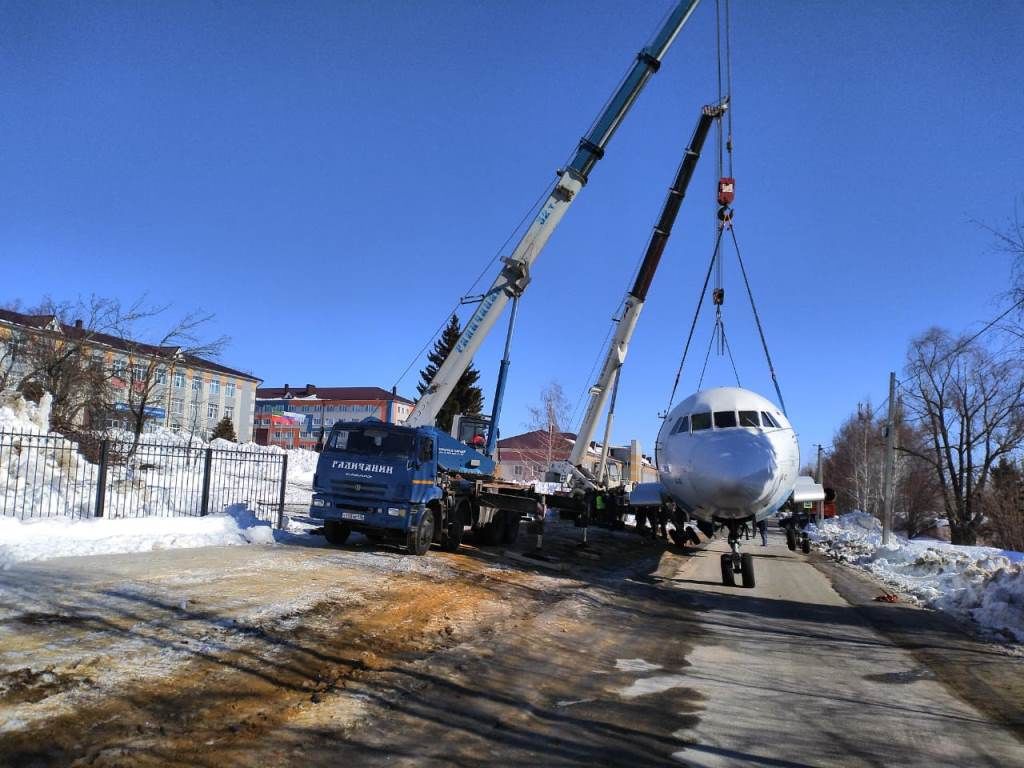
[309,0,704,554]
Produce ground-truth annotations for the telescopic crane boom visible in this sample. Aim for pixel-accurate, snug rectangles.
[555,101,726,490]
[406,0,703,429]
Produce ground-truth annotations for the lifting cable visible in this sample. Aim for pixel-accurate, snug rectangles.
[663,0,787,417]
[663,226,725,414]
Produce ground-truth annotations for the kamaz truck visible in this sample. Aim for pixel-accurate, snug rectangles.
[309,419,535,555]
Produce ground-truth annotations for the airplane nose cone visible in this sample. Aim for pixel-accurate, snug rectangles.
[689,434,778,513]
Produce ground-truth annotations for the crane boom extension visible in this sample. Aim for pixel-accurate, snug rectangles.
[406,0,702,429]
[562,101,726,479]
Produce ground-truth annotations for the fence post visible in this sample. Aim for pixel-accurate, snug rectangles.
[200,447,214,516]
[277,453,289,530]
[94,439,110,518]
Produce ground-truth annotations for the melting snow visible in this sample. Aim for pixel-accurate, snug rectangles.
[617,674,689,699]
[0,506,275,568]
[615,658,663,673]
[809,512,1024,643]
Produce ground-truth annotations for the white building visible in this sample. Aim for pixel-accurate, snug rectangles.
[0,308,261,441]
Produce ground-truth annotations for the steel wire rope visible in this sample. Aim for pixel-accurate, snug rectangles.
[728,226,787,415]
[569,320,616,435]
[663,226,726,416]
[391,178,557,391]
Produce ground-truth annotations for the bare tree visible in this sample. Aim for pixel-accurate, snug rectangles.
[981,458,1024,551]
[902,328,1024,545]
[825,401,942,537]
[7,296,121,432]
[525,380,573,471]
[975,198,1024,340]
[112,303,227,454]
[824,402,885,518]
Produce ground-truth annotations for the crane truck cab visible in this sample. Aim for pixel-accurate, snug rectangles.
[310,419,528,555]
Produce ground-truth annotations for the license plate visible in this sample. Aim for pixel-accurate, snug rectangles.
[341,512,364,521]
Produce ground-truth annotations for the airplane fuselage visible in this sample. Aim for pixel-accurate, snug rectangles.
[656,387,799,524]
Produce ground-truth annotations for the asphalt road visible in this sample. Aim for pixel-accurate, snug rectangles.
[311,526,1024,767]
[2,524,1022,767]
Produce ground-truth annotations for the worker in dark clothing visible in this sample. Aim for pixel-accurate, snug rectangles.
[655,499,672,540]
[634,505,648,536]
[755,519,768,546]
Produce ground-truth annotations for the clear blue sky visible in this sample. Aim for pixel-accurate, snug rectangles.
[3,1,1022,463]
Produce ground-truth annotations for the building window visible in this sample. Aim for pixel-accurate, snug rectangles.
[190,402,199,420]
[173,372,185,388]
[226,381,236,398]
[225,405,234,420]
[513,465,523,477]
[208,403,219,420]
[112,360,127,379]
[210,379,220,395]
[192,376,203,392]
[156,368,167,385]
[171,398,184,415]
[132,363,146,382]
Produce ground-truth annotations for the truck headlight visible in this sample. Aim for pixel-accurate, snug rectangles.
[387,507,405,517]
[313,497,329,507]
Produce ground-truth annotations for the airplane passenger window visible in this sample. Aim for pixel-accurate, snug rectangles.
[761,411,780,428]
[714,411,738,429]
[739,410,760,427]
[690,412,712,431]
[672,415,690,434]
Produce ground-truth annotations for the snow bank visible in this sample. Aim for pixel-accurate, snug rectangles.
[0,506,274,568]
[0,391,52,433]
[809,512,1024,642]
[0,390,323,520]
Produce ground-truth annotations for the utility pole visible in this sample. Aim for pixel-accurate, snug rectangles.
[815,444,824,526]
[881,371,897,546]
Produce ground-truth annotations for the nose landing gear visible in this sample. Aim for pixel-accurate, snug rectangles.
[719,520,756,588]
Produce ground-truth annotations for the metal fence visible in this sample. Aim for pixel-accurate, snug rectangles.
[0,431,289,527]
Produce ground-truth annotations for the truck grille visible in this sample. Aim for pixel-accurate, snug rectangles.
[331,479,388,498]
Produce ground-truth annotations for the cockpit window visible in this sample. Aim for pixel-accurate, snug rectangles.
[761,411,781,428]
[714,411,738,429]
[739,410,760,427]
[672,415,690,434]
[690,412,712,431]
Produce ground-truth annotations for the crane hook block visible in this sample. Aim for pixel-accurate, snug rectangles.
[717,177,735,206]
[717,205,733,224]
[713,288,725,306]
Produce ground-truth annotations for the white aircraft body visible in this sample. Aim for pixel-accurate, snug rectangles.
[655,386,799,525]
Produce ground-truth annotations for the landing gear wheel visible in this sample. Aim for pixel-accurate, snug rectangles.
[323,520,351,546]
[501,511,520,546]
[786,527,797,551]
[720,554,736,587]
[801,536,811,554]
[407,510,435,556]
[441,502,466,552]
[740,552,756,588]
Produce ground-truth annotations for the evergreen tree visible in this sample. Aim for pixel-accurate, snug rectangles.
[416,315,484,432]
[211,415,237,442]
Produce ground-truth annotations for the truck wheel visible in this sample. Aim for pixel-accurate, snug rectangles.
[501,511,520,546]
[786,527,797,551]
[442,501,467,552]
[323,521,351,546]
[801,536,811,554]
[482,510,505,546]
[407,510,434,556]
[740,552,756,588]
